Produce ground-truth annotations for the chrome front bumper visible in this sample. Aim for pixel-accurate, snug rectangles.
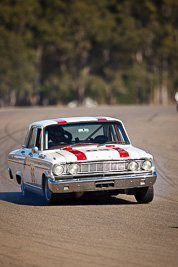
[48,171,157,194]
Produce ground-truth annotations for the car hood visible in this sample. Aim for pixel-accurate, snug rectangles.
[46,144,152,163]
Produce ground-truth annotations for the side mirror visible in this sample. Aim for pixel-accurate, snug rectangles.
[32,146,39,154]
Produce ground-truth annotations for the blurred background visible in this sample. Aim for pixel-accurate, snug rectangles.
[0,0,177,107]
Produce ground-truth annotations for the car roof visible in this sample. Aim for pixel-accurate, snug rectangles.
[30,116,122,128]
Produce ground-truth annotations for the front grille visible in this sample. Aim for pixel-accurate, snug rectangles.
[57,160,147,178]
[54,160,151,180]
[78,161,126,174]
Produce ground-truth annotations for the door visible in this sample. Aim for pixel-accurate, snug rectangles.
[23,126,42,190]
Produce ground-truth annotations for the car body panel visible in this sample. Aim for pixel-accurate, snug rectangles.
[7,116,157,199]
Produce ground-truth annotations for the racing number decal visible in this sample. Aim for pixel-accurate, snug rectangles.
[30,166,36,183]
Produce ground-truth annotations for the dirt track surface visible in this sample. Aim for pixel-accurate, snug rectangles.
[0,105,178,267]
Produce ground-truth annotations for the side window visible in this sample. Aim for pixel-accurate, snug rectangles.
[27,128,37,148]
[27,127,42,149]
[36,129,41,150]
[22,129,30,147]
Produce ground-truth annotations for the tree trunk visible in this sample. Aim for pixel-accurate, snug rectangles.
[153,86,160,104]
[10,90,16,106]
[153,60,169,105]
[160,60,168,105]
[32,44,43,105]
[160,81,168,105]
[78,86,85,105]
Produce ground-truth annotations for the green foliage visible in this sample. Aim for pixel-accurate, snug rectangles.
[0,28,37,105]
[0,0,177,106]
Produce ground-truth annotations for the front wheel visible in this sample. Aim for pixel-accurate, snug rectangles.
[134,186,154,204]
[44,178,56,205]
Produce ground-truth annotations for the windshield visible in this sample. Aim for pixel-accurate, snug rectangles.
[44,121,130,150]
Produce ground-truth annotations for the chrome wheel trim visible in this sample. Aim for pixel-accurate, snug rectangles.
[21,180,25,196]
[45,180,52,201]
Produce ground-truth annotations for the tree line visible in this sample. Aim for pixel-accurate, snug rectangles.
[0,0,177,106]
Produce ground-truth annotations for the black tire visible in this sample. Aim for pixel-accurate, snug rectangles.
[44,177,56,205]
[134,186,154,204]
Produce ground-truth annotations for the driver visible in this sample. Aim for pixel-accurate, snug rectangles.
[49,126,72,147]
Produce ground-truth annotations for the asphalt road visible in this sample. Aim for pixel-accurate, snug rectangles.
[0,105,178,267]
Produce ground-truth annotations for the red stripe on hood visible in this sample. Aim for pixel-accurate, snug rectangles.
[63,148,87,160]
[114,147,129,158]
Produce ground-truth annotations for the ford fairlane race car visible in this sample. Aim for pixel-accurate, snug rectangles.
[8,116,157,204]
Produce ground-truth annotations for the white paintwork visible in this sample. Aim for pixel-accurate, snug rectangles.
[7,116,155,195]
[47,145,152,163]
[30,116,119,128]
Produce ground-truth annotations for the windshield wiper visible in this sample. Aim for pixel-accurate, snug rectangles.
[60,142,95,150]
[97,141,128,147]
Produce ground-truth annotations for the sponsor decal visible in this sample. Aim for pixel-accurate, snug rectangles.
[31,166,36,183]
[96,117,107,121]
[63,148,87,160]
[114,147,129,158]
[54,119,67,124]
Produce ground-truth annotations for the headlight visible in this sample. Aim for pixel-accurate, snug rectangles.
[142,160,152,171]
[53,164,64,176]
[68,164,79,175]
[128,161,139,171]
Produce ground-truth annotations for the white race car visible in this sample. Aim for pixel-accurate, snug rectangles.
[8,116,157,204]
